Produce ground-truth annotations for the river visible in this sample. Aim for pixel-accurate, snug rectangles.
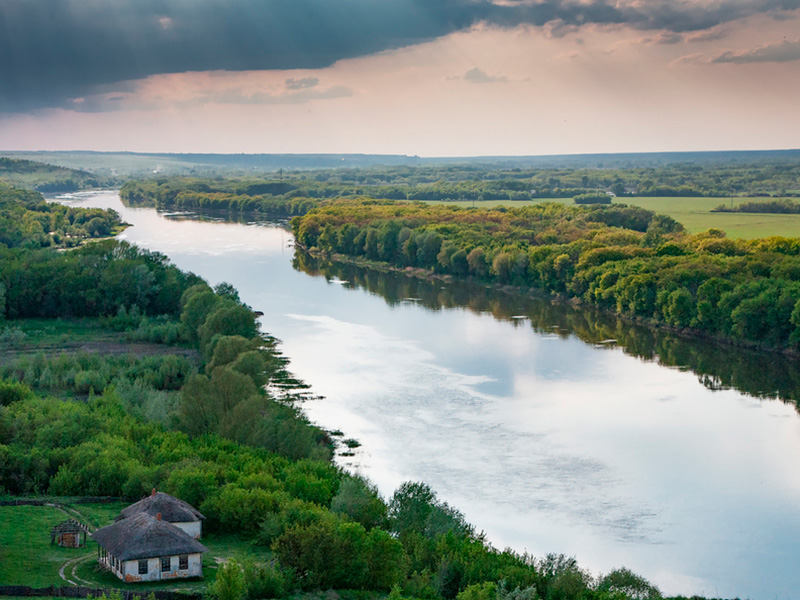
[58,190,800,599]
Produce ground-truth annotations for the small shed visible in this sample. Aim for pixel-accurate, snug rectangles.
[50,519,89,548]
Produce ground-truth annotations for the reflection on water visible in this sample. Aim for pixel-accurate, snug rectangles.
[294,252,800,408]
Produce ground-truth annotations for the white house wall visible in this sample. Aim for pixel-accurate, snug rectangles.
[103,553,202,583]
[172,520,202,539]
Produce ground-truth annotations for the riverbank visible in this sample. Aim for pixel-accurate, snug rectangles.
[298,244,800,360]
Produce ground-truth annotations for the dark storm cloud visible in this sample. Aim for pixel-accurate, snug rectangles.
[1,0,798,112]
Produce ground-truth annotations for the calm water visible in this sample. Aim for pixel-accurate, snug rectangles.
[60,191,800,599]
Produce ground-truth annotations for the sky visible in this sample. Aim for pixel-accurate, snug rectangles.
[1,0,799,156]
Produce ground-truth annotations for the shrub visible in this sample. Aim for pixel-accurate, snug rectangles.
[574,193,612,205]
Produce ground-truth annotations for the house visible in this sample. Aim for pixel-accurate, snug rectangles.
[116,489,205,539]
[92,512,208,583]
[50,518,89,548]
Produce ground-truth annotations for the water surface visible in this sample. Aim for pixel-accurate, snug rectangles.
[59,191,800,599]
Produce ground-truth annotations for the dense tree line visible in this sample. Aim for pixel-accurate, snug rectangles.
[274,160,800,198]
[0,183,122,249]
[293,200,800,352]
[300,161,800,197]
[574,194,612,205]
[713,199,800,214]
[120,179,317,217]
[121,155,800,215]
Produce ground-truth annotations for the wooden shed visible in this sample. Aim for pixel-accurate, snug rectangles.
[50,518,89,548]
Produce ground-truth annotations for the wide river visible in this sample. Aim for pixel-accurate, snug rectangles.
[60,191,800,599]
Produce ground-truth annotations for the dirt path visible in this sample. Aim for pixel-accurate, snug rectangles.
[68,554,96,586]
[58,555,83,586]
[45,501,96,586]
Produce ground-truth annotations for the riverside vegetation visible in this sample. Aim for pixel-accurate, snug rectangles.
[0,184,676,600]
[293,200,800,353]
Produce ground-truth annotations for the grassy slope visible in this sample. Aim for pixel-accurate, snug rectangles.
[427,196,800,239]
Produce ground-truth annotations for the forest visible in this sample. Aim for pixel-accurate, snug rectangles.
[118,155,800,215]
[0,182,123,249]
[0,158,107,192]
[292,200,800,353]
[0,184,671,600]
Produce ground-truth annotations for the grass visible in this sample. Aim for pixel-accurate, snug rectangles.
[0,318,198,367]
[427,196,800,239]
[62,502,129,530]
[0,503,272,592]
[0,504,87,586]
[0,318,116,348]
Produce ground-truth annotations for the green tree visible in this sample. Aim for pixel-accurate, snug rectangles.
[210,558,245,600]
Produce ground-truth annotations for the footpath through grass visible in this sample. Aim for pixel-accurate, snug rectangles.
[428,196,800,239]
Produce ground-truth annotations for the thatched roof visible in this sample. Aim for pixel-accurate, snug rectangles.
[116,491,205,524]
[92,513,208,561]
[51,519,89,535]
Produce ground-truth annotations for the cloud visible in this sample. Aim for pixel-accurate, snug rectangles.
[285,77,320,90]
[66,75,352,113]
[2,0,799,112]
[625,31,685,46]
[463,67,508,83]
[710,37,800,63]
[685,28,730,43]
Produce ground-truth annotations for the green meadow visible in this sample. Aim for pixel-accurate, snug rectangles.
[427,196,800,239]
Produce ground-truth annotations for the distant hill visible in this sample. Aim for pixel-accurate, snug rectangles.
[2,148,799,177]
[0,157,105,192]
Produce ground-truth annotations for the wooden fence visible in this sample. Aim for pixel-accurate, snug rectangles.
[0,585,202,600]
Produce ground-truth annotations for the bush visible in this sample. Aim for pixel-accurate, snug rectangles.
[73,369,107,394]
[210,558,246,600]
[574,193,612,205]
[0,379,34,405]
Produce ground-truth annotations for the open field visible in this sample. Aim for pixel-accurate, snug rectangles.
[427,196,800,239]
[0,502,272,591]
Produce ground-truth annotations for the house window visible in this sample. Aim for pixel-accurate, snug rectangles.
[161,556,171,572]
[139,560,148,575]
[179,555,188,570]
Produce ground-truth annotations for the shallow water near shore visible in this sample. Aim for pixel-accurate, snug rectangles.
[58,190,800,599]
